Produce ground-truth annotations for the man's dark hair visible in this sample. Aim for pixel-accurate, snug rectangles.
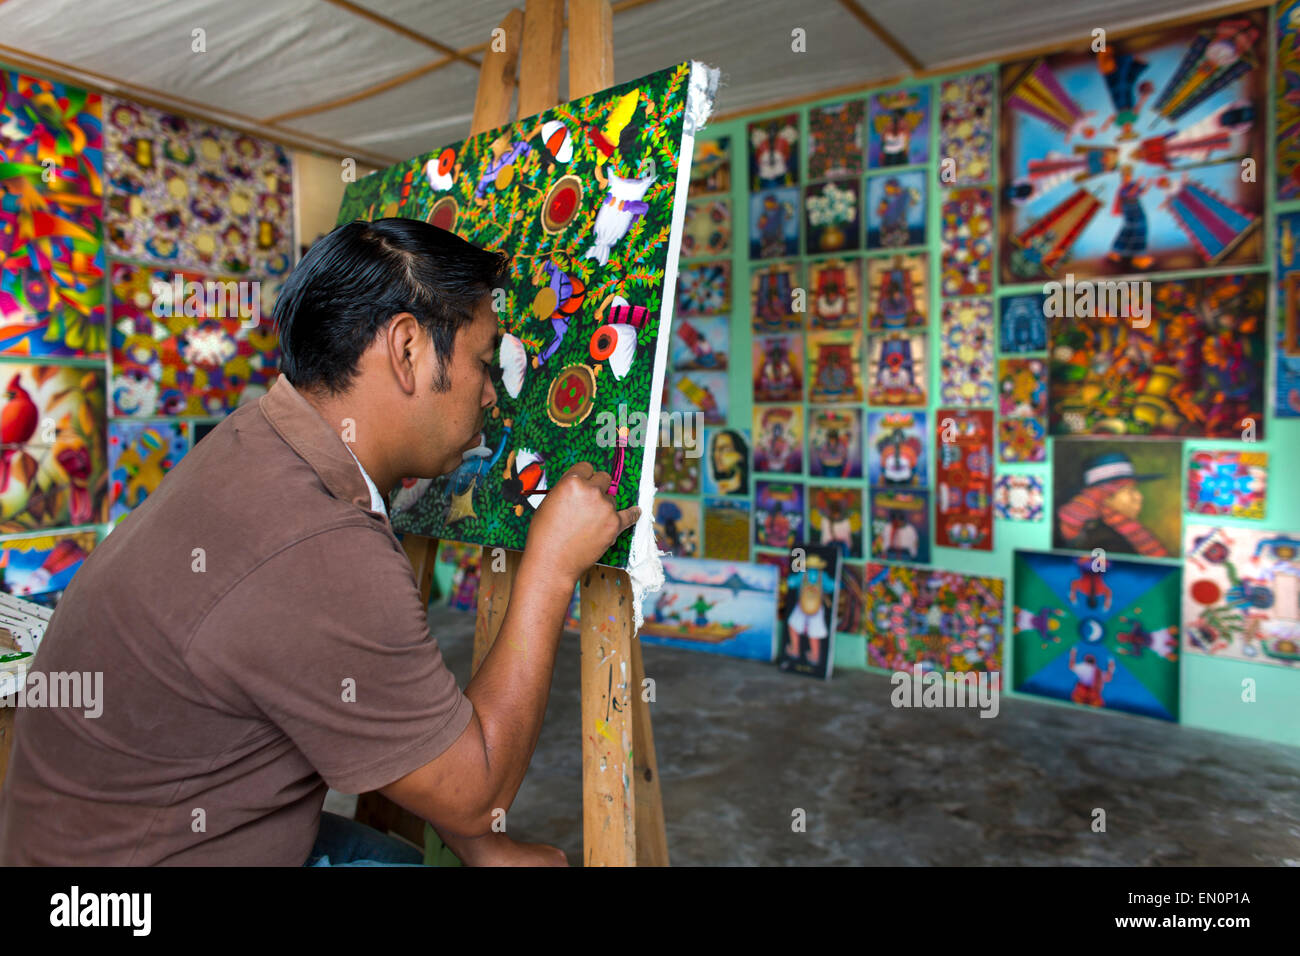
[273,218,509,394]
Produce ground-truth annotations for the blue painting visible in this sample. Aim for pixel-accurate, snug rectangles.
[640,556,779,661]
[749,186,799,259]
[999,293,1048,353]
[864,169,926,249]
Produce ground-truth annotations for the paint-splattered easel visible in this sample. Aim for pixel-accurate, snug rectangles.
[356,0,669,868]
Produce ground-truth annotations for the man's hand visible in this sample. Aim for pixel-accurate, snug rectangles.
[447,831,569,867]
[524,462,640,585]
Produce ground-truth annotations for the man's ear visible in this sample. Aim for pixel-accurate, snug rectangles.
[386,312,425,394]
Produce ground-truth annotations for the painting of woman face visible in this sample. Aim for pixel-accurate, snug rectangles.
[1105,482,1143,520]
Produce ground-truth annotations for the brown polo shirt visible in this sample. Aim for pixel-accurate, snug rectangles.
[0,376,472,865]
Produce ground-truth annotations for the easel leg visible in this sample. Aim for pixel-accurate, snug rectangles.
[629,634,669,866]
[472,547,524,675]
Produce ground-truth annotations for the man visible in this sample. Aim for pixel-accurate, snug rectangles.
[0,218,639,866]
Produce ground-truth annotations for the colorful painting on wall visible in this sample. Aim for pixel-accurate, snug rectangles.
[808,406,862,479]
[836,562,864,635]
[755,480,804,549]
[807,329,863,403]
[1186,450,1266,520]
[866,331,927,407]
[809,486,863,560]
[671,315,728,371]
[866,253,928,330]
[104,96,294,276]
[654,495,700,558]
[1183,524,1300,668]
[109,261,280,417]
[994,474,1045,522]
[867,410,927,487]
[702,496,750,562]
[0,70,106,358]
[750,260,802,332]
[808,100,864,180]
[703,426,749,496]
[865,563,1005,675]
[753,405,803,474]
[0,364,107,533]
[1013,550,1181,721]
[1052,439,1182,558]
[774,543,841,679]
[689,136,730,197]
[868,86,930,168]
[998,357,1047,463]
[751,333,803,402]
[749,187,799,259]
[999,293,1048,353]
[869,488,930,564]
[865,169,926,249]
[641,556,778,661]
[0,530,97,599]
[807,257,861,330]
[682,198,731,257]
[439,541,481,613]
[675,260,730,318]
[999,12,1267,283]
[1047,273,1266,438]
[939,298,995,407]
[653,442,701,495]
[107,421,189,523]
[1278,212,1300,418]
[803,179,860,254]
[934,408,993,551]
[1276,0,1300,200]
[938,73,994,186]
[939,187,993,296]
[749,113,799,190]
[360,63,716,570]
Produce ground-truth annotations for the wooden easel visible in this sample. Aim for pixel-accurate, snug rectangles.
[356,0,668,867]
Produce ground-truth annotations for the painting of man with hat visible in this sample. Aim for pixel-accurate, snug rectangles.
[1053,441,1182,558]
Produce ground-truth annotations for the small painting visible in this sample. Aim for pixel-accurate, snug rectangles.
[752,405,803,474]
[749,113,799,190]
[755,480,805,549]
[1052,439,1182,558]
[868,86,931,168]
[869,488,930,564]
[752,334,803,403]
[808,100,865,180]
[865,169,926,249]
[749,187,800,258]
[702,426,750,497]
[804,180,861,254]
[807,258,861,330]
[808,407,863,479]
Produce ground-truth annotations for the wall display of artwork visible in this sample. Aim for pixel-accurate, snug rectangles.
[750,260,802,332]
[104,96,294,276]
[671,315,728,371]
[0,364,107,533]
[439,541,482,613]
[867,410,927,487]
[865,169,926,249]
[939,298,995,407]
[749,113,799,190]
[1013,550,1181,721]
[994,474,1045,522]
[0,529,97,599]
[938,73,994,186]
[807,258,861,330]
[754,480,804,549]
[773,543,841,679]
[998,293,1048,353]
[866,331,927,406]
[869,488,930,564]
[803,180,861,254]
[749,187,800,258]
[808,406,862,479]
[865,563,1005,674]
[751,333,803,402]
[703,426,750,496]
[866,253,928,330]
[939,187,993,296]
[999,12,1267,283]
[1052,439,1182,558]
[109,261,280,417]
[690,137,731,197]
[363,63,713,571]
[934,408,993,551]
[654,495,700,557]
[107,421,189,523]
[1278,212,1300,418]
[837,562,865,635]
[682,198,731,257]
[808,100,864,180]
[752,405,803,474]
[806,329,863,403]
[0,69,106,358]
[997,357,1047,463]
[702,496,751,562]
[676,261,731,318]
[1186,450,1267,520]
[641,556,778,661]
[1047,273,1267,438]
[868,86,930,168]
[808,486,863,559]
[1280,1,1300,200]
[1183,524,1300,668]
[653,443,701,495]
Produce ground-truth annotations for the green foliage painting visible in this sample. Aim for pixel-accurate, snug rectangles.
[337,62,709,568]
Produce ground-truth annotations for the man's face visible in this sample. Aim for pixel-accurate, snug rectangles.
[414,298,499,477]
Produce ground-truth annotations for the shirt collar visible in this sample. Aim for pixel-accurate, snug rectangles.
[345,444,389,516]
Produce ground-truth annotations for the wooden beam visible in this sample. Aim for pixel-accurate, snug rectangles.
[517,0,565,118]
[471,8,524,137]
[836,0,923,73]
[568,0,615,100]
[263,55,457,125]
[320,0,481,68]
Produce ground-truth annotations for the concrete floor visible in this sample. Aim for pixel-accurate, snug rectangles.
[410,607,1300,866]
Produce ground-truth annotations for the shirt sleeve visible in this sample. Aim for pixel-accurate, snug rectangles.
[185,522,474,794]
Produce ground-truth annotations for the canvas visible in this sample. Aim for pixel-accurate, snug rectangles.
[869,488,930,564]
[748,113,799,189]
[702,426,749,496]
[939,187,993,296]
[1183,524,1300,668]
[1186,450,1266,520]
[104,96,294,276]
[997,357,1047,463]
[682,198,731,257]
[671,315,727,371]
[808,486,863,559]
[868,86,930,168]
[750,260,802,332]
[865,169,926,249]
[939,298,995,407]
[836,562,865,635]
[994,474,1045,522]
[935,408,993,551]
[702,496,750,561]
[808,100,864,180]
[653,442,701,494]
[866,331,927,406]
[364,62,717,571]
[1276,0,1300,200]
[1013,549,1180,721]
[803,180,860,254]
[1047,273,1266,438]
[0,529,97,599]
[0,364,107,533]
[440,541,481,613]
[998,293,1048,353]
[0,70,106,358]
[774,543,841,679]
[640,556,778,661]
[751,333,803,402]
[754,480,804,549]
[107,420,189,522]
[689,136,730,197]
[867,410,927,487]
[752,405,803,475]
[865,563,1005,675]
[866,253,928,330]
[806,329,863,403]
[1278,212,1300,418]
[999,12,1267,283]
[807,258,861,330]
[808,406,862,479]
[653,495,700,558]
[938,74,994,186]
[1052,439,1182,558]
[749,186,799,258]
[675,260,730,318]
